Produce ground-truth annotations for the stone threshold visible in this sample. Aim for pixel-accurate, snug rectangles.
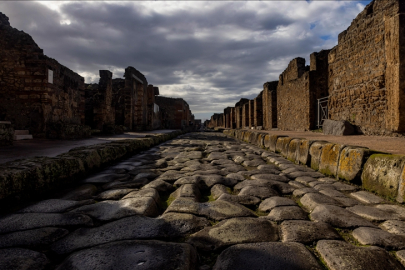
[223,129,405,204]
[0,130,187,203]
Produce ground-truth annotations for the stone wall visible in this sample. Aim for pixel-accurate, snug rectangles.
[0,121,14,146]
[0,12,88,138]
[235,98,249,129]
[254,91,263,127]
[242,103,249,128]
[224,107,232,128]
[328,0,405,135]
[262,81,278,130]
[155,96,191,129]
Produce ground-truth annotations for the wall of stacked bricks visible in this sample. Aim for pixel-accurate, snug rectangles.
[262,81,278,130]
[0,13,85,137]
[328,0,405,135]
[208,0,405,136]
[254,91,263,127]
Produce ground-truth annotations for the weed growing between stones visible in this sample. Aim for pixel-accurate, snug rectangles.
[334,228,366,247]
[305,245,329,270]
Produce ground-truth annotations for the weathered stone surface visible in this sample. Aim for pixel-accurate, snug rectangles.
[238,185,278,199]
[288,181,306,189]
[95,189,134,200]
[242,159,266,167]
[350,191,384,204]
[319,189,347,198]
[71,197,159,220]
[352,227,405,250]
[295,176,317,185]
[293,187,317,197]
[316,240,404,270]
[266,206,308,221]
[211,184,230,199]
[300,193,342,212]
[187,217,278,251]
[310,205,376,228]
[251,174,290,183]
[82,173,130,184]
[375,204,405,219]
[217,193,261,206]
[156,170,185,182]
[61,184,98,201]
[225,173,246,181]
[120,188,160,202]
[332,182,358,191]
[0,248,49,270]
[309,141,329,171]
[57,240,196,270]
[170,184,201,200]
[281,220,341,244]
[19,199,94,213]
[347,205,400,222]
[52,214,208,254]
[361,154,405,202]
[323,119,355,136]
[276,137,293,156]
[142,179,175,193]
[380,220,405,236]
[0,227,69,248]
[297,139,314,166]
[396,250,405,267]
[0,213,92,234]
[258,197,296,212]
[319,143,345,177]
[102,177,150,190]
[213,242,322,270]
[337,147,369,182]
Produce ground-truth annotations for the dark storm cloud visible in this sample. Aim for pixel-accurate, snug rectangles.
[0,1,367,120]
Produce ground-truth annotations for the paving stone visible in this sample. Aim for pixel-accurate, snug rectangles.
[0,227,69,248]
[288,181,306,189]
[312,184,337,191]
[293,187,317,197]
[71,197,159,221]
[221,164,246,173]
[211,159,235,165]
[316,240,404,270]
[238,185,278,199]
[300,193,342,211]
[380,220,405,236]
[396,250,405,266]
[242,159,266,167]
[19,199,94,213]
[57,240,196,270]
[318,177,338,183]
[350,191,384,204]
[333,196,360,207]
[142,179,175,193]
[257,164,279,171]
[187,217,278,251]
[286,171,325,179]
[207,152,227,160]
[111,164,135,171]
[82,173,130,184]
[211,184,230,199]
[319,189,347,198]
[177,151,203,159]
[225,173,246,181]
[333,182,358,191]
[0,248,49,270]
[134,172,158,180]
[217,193,261,206]
[102,178,150,190]
[166,198,256,221]
[280,220,341,244]
[258,197,296,212]
[95,189,135,200]
[310,205,376,228]
[121,188,160,203]
[251,174,290,183]
[213,242,322,270]
[156,170,186,182]
[295,176,317,185]
[0,212,93,236]
[170,184,201,200]
[352,227,405,250]
[375,204,405,219]
[266,206,308,221]
[61,184,98,201]
[52,214,208,254]
[347,205,400,221]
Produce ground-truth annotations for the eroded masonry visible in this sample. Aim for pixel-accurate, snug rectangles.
[0,12,199,145]
[208,0,405,136]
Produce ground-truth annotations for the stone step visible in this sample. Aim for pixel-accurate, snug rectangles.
[14,134,33,140]
[14,130,29,135]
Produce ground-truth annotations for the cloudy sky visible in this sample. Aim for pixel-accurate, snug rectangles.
[0,0,371,121]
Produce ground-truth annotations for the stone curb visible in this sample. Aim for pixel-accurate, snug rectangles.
[223,129,405,203]
[0,130,187,201]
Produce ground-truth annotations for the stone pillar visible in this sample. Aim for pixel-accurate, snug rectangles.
[262,81,278,130]
[253,93,263,128]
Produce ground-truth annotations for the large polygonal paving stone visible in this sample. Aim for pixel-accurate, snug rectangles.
[239,185,278,199]
[165,198,256,221]
[82,173,130,184]
[316,240,404,270]
[217,193,261,206]
[120,188,160,203]
[156,170,186,182]
[187,217,278,251]
[251,174,290,183]
[242,159,266,167]
[52,214,209,254]
[380,220,405,236]
[19,199,94,213]
[259,197,297,212]
[346,205,401,222]
[213,242,323,270]
[70,197,159,221]
[57,240,197,270]
[350,191,384,204]
[352,227,405,250]
[280,220,341,244]
[300,193,342,212]
[0,248,49,270]
[176,151,203,159]
[0,227,69,249]
[102,178,150,190]
[266,206,308,221]
[0,213,93,234]
[95,189,135,200]
[310,205,376,228]
[61,184,98,201]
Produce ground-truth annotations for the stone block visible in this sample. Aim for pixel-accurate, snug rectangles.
[337,147,371,182]
[269,135,287,152]
[319,143,345,177]
[276,137,292,155]
[257,133,266,148]
[287,139,301,164]
[309,141,329,171]
[323,119,355,136]
[297,140,315,166]
[361,154,405,202]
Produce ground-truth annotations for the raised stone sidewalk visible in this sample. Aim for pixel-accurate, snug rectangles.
[1,132,405,269]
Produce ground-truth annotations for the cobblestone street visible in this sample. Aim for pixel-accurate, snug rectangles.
[1,132,405,270]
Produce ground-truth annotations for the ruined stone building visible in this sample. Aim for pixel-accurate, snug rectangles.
[0,12,88,139]
[155,96,192,129]
[262,81,278,130]
[253,92,263,128]
[234,98,249,129]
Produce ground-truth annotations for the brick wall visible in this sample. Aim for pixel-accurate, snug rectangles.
[328,0,405,135]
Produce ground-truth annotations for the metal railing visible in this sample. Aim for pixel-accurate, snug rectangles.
[317,96,329,129]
